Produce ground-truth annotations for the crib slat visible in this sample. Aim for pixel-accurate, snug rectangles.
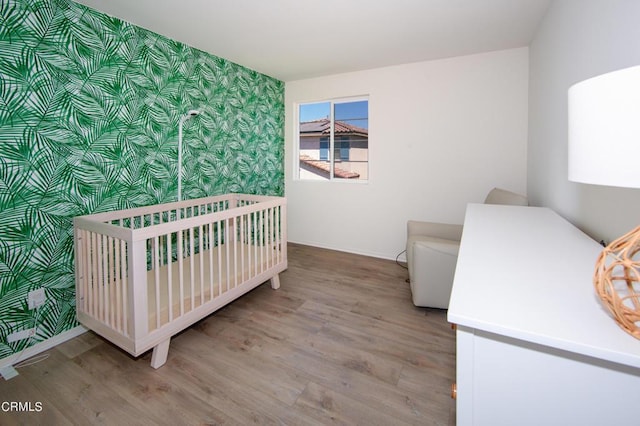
[166,231,173,323]
[271,207,275,267]
[104,235,111,324]
[279,206,284,263]
[78,229,87,313]
[88,232,94,317]
[114,236,122,332]
[217,220,223,295]
[199,224,204,306]
[107,236,115,328]
[268,208,272,268]
[274,207,279,265]
[239,214,245,284]
[259,210,265,274]
[208,222,214,301]
[78,230,88,314]
[121,238,128,336]
[189,227,195,311]
[93,232,100,318]
[114,237,121,328]
[75,229,83,313]
[262,209,268,270]
[232,217,238,289]
[247,212,253,279]
[159,212,164,266]
[273,207,278,265]
[262,209,267,273]
[253,211,258,278]
[96,234,104,322]
[153,236,161,330]
[87,232,94,317]
[178,229,184,316]
[101,235,107,323]
[224,219,231,291]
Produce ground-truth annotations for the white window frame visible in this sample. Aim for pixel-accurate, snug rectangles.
[295,95,369,183]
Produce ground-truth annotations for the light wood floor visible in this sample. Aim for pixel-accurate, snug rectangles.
[0,243,456,425]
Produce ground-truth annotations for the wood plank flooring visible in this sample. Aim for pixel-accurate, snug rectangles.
[0,243,456,425]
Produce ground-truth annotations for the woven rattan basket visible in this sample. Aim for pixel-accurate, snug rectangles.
[594,225,640,339]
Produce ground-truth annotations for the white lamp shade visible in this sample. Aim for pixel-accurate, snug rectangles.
[568,65,640,188]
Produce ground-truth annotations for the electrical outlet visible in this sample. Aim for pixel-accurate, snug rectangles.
[28,288,46,310]
[7,328,36,343]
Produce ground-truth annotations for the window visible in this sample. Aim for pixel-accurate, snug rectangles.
[297,97,368,181]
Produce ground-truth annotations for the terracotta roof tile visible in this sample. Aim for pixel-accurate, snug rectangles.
[300,119,367,137]
[299,154,360,179]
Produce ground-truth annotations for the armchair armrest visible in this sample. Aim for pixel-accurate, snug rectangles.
[407,220,463,242]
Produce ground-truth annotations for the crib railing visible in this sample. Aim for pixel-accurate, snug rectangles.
[74,194,287,357]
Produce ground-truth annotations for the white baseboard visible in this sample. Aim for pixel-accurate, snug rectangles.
[0,325,88,370]
[287,238,402,262]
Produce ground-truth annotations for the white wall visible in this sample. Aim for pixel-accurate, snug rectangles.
[285,48,529,260]
[528,0,640,243]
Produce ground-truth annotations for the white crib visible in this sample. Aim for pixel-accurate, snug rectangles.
[73,194,287,368]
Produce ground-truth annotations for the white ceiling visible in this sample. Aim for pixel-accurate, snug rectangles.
[74,0,551,81]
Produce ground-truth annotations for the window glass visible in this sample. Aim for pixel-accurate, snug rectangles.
[320,137,329,161]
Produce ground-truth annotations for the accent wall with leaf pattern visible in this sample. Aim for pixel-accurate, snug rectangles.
[0,0,284,358]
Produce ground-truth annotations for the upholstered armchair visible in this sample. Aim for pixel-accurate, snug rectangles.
[406,188,528,308]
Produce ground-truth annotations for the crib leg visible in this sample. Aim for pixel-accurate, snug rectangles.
[150,338,171,369]
[270,274,280,290]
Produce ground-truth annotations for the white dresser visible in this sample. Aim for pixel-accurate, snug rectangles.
[448,204,640,426]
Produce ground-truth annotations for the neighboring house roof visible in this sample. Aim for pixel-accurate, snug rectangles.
[299,119,368,138]
[299,154,360,179]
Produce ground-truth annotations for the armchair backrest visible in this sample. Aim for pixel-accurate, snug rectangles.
[484,188,528,206]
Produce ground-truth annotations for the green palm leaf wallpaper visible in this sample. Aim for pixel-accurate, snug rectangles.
[0,0,284,358]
